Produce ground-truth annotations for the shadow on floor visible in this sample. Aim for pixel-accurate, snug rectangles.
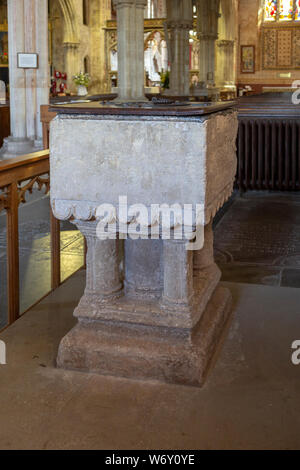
[214,191,300,288]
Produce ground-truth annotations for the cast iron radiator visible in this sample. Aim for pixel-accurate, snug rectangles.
[236,93,300,192]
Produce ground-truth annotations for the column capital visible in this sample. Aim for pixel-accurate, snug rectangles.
[217,39,235,47]
[113,0,134,8]
[135,0,147,8]
[198,32,218,41]
[63,41,80,50]
[113,0,146,8]
[166,19,193,30]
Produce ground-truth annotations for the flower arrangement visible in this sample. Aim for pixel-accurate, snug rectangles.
[72,72,90,87]
[160,70,169,90]
[51,70,68,96]
[0,52,8,65]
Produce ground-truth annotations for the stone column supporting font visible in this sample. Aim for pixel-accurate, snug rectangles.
[161,239,194,308]
[76,222,123,300]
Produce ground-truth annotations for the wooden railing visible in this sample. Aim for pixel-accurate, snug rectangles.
[0,150,63,327]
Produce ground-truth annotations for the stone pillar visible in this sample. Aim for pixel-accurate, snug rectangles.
[215,0,237,96]
[63,42,80,93]
[0,0,49,159]
[4,0,27,154]
[90,0,112,94]
[193,0,220,100]
[165,0,193,97]
[216,39,235,89]
[35,0,50,147]
[161,240,193,308]
[113,0,147,102]
[77,221,123,301]
[156,0,167,18]
[145,0,167,18]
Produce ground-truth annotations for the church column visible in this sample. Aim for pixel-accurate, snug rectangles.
[63,42,80,93]
[90,0,112,93]
[148,0,167,18]
[5,0,27,151]
[113,0,147,102]
[216,39,235,89]
[157,0,167,18]
[35,0,50,146]
[215,0,237,95]
[194,0,220,100]
[1,0,49,158]
[165,0,193,97]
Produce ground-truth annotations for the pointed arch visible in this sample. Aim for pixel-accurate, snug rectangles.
[58,0,79,44]
[219,0,237,41]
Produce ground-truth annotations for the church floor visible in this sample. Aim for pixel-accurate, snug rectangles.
[0,192,84,329]
[214,191,300,288]
[0,269,299,450]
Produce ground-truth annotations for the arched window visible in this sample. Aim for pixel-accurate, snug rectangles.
[84,56,90,74]
[264,0,300,22]
[83,0,89,26]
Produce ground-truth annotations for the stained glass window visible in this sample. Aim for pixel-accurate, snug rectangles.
[264,0,300,21]
[295,0,300,20]
[279,0,294,20]
[265,0,278,20]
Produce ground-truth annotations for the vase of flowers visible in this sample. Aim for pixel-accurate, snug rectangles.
[0,52,8,65]
[159,70,170,91]
[73,72,90,96]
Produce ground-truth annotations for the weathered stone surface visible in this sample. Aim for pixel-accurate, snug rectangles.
[124,239,163,300]
[57,286,232,387]
[50,111,238,224]
[50,109,238,387]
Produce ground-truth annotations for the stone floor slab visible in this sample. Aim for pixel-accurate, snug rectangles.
[214,192,300,287]
[0,272,300,449]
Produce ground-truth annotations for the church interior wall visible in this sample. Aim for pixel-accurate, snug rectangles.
[237,0,300,92]
[1,0,299,98]
[49,0,111,94]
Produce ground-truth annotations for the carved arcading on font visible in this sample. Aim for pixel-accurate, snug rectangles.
[51,178,236,229]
